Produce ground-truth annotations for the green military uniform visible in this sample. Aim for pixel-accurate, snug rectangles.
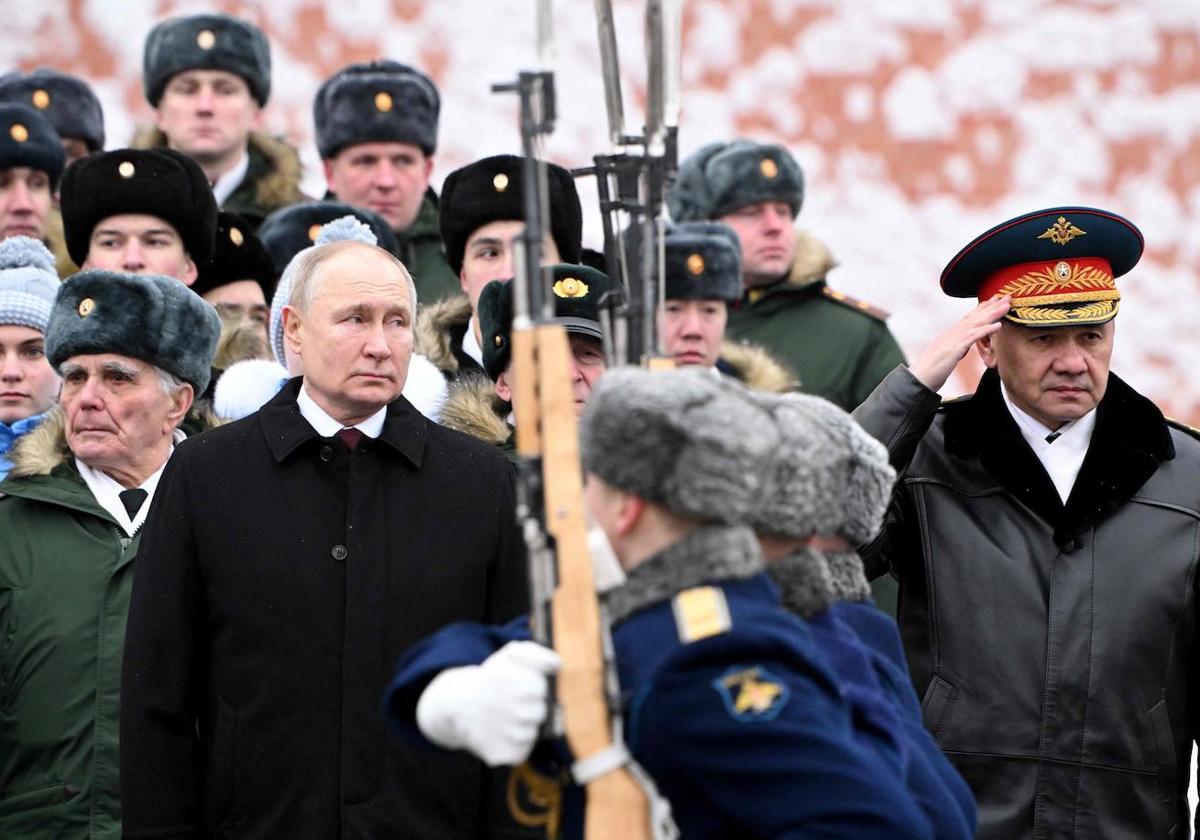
[396,188,461,304]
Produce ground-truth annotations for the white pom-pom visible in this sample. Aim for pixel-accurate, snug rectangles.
[315,215,378,247]
[0,236,57,274]
[213,359,290,421]
[403,353,448,422]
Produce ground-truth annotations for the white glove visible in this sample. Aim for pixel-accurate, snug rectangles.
[416,640,562,767]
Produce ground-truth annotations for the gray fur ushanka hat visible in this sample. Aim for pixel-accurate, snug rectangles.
[314,60,439,159]
[0,104,65,188]
[0,68,105,152]
[580,367,780,523]
[143,13,272,106]
[46,270,221,394]
[668,139,804,223]
[664,221,742,302]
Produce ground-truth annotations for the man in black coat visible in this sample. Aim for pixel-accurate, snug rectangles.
[120,239,530,838]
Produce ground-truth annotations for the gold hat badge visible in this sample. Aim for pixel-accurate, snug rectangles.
[760,158,779,179]
[375,91,394,113]
[553,277,589,298]
[1038,217,1086,246]
[78,297,95,317]
[118,161,135,178]
[197,29,216,50]
[9,123,27,143]
[230,227,244,246]
[687,253,705,275]
[308,223,322,241]
[493,173,509,192]
[31,89,50,110]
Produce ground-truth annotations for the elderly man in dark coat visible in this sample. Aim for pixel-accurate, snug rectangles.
[120,239,530,838]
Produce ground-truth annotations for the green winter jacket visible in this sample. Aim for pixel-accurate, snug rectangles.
[398,188,461,305]
[0,412,140,840]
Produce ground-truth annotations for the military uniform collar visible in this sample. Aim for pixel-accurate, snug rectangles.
[606,524,763,626]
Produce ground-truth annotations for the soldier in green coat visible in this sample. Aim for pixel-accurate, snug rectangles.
[0,269,219,839]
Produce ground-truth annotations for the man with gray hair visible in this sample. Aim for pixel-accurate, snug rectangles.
[0,269,219,839]
[121,238,529,837]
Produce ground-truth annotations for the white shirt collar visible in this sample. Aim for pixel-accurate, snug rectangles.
[297,383,386,439]
[1000,381,1097,504]
[461,316,485,368]
[75,428,186,537]
[211,151,250,206]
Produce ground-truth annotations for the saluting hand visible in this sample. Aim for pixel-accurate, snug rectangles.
[908,296,1011,392]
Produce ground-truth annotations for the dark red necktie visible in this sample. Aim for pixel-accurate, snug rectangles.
[337,427,363,451]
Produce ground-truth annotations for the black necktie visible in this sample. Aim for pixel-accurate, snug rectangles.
[1045,431,1062,444]
[337,427,363,451]
[119,488,148,519]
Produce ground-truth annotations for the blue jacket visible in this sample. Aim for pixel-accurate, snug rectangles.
[0,412,46,483]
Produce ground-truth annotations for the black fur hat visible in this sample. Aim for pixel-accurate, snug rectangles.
[0,68,105,152]
[439,155,582,275]
[314,60,439,159]
[46,269,222,394]
[143,13,272,106]
[0,104,65,188]
[257,201,399,276]
[193,212,276,302]
[664,221,742,301]
[59,148,218,267]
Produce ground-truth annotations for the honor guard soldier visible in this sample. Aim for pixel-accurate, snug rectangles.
[0,104,64,246]
[0,68,105,165]
[315,60,459,303]
[419,154,583,380]
[855,206,1200,838]
[192,212,277,360]
[138,13,305,229]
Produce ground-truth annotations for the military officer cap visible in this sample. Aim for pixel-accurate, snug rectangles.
[59,148,218,267]
[941,206,1143,327]
[476,264,612,381]
[0,103,65,188]
[580,368,780,523]
[665,221,742,302]
[0,68,105,153]
[143,13,272,107]
[46,269,222,394]
[258,200,399,277]
[439,155,583,275]
[193,212,277,302]
[668,139,804,223]
[314,60,440,159]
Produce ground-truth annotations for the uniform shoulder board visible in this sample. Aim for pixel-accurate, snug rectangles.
[671,586,732,644]
[821,285,891,321]
[1165,418,1200,443]
[938,393,973,411]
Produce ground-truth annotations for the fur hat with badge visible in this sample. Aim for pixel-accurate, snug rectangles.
[314,60,439,159]
[143,13,272,107]
[46,270,221,395]
[668,139,804,223]
[59,148,218,268]
[193,212,277,303]
[664,221,742,301]
[438,155,583,275]
[258,200,399,277]
[0,68,105,153]
[0,236,60,334]
[0,103,65,188]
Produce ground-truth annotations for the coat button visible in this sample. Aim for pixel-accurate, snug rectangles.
[331,544,348,561]
[319,445,333,462]
[1060,539,1077,554]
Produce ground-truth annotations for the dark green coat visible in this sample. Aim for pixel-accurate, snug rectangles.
[0,413,139,840]
[398,188,461,304]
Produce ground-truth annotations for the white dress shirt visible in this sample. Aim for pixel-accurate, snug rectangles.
[211,151,250,206]
[297,383,386,439]
[1001,382,1097,504]
[76,428,186,537]
[461,316,485,368]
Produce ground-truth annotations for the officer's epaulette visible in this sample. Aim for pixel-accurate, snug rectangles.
[821,285,890,321]
[1165,417,1200,443]
[938,393,973,411]
[671,586,732,644]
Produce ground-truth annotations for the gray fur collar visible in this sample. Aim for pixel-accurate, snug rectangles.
[414,293,472,374]
[606,524,763,625]
[767,548,834,618]
[823,549,872,602]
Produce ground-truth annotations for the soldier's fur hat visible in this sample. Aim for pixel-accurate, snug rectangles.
[143,13,272,107]
[0,68,105,152]
[314,60,439,159]
[580,368,780,523]
[0,104,65,188]
[258,200,398,277]
[664,221,742,301]
[193,212,277,303]
[46,269,221,394]
[668,139,804,223]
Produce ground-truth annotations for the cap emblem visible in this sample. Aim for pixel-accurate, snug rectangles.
[78,297,94,317]
[118,161,136,178]
[1055,261,1071,280]
[760,158,779,179]
[197,29,216,50]
[687,253,705,275]
[1038,216,1086,246]
[493,333,503,347]
[9,123,27,143]
[230,227,244,246]
[375,91,394,113]
[493,172,509,192]
[31,89,50,110]
[553,277,589,298]
[308,223,322,242]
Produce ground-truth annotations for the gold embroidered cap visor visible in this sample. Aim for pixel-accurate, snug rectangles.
[940,206,1143,327]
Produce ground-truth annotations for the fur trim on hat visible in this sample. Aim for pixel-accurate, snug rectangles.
[414,292,471,375]
[719,340,796,393]
[212,358,288,421]
[821,549,873,603]
[768,548,834,619]
[402,353,448,421]
[787,229,837,288]
[438,373,510,445]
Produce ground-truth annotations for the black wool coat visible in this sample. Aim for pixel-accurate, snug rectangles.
[120,379,530,839]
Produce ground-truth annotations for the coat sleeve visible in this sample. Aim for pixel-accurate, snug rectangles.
[848,322,908,411]
[120,443,205,839]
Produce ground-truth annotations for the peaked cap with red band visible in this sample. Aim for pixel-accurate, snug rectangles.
[941,206,1143,327]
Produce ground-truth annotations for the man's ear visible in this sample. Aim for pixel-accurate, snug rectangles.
[181,256,198,287]
[165,383,194,432]
[977,331,999,369]
[613,494,646,537]
[495,368,513,403]
[283,305,303,358]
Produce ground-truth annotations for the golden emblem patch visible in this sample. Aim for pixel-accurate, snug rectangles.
[78,297,94,317]
[687,253,705,275]
[493,172,509,192]
[196,29,216,50]
[552,277,589,299]
[760,158,779,179]
[118,161,135,179]
[1038,216,1086,246]
[9,123,27,143]
[494,333,503,346]
[713,665,789,721]
[230,227,244,246]
[31,89,50,110]
[307,223,322,242]
[672,586,731,644]
[375,91,394,113]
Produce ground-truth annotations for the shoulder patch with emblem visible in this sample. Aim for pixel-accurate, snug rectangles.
[712,665,790,722]
[672,586,731,644]
[821,285,890,321]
